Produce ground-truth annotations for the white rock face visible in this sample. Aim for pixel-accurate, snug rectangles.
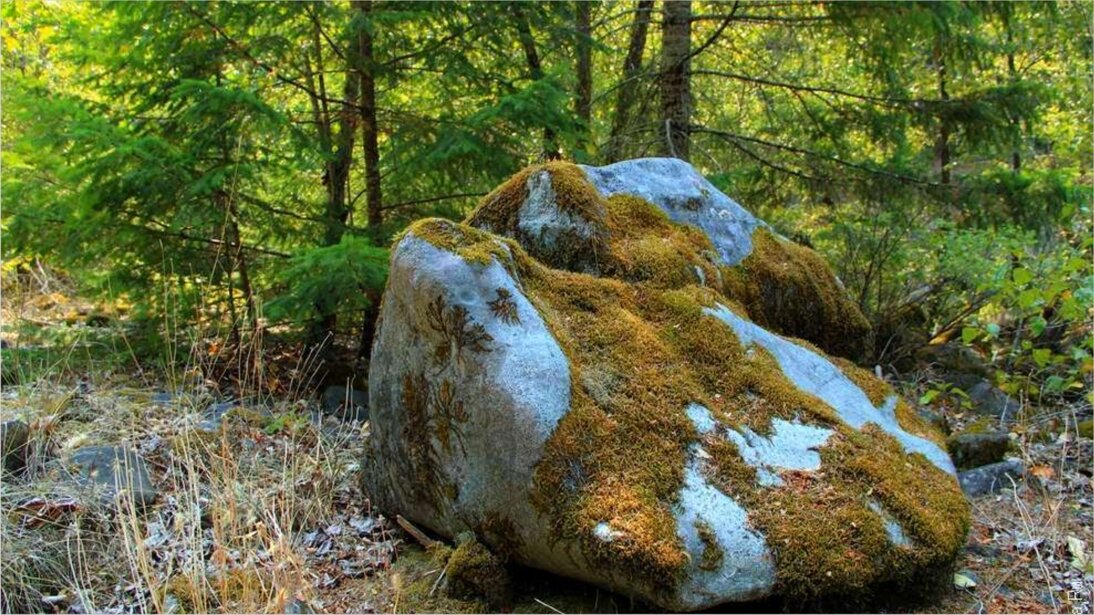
[580,157,762,266]
[724,419,834,487]
[704,304,956,475]
[516,170,599,262]
[673,461,777,608]
[366,230,589,577]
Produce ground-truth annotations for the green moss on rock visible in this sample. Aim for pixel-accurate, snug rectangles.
[445,533,512,608]
[725,228,873,361]
[695,520,725,572]
[401,217,515,267]
[466,161,609,273]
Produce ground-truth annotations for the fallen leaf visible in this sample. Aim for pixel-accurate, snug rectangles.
[954,572,977,589]
[1068,535,1094,574]
[1030,465,1055,480]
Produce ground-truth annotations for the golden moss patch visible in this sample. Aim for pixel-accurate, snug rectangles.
[468,161,605,232]
[600,194,721,288]
[695,520,725,572]
[401,217,515,267]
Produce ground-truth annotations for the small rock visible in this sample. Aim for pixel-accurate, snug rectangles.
[968,380,1020,422]
[197,400,271,432]
[956,569,981,586]
[283,598,314,614]
[151,392,176,406]
[965,541,1002,559]
[958,459,1025,498]
[1,419,30,474]
[67,445,158,508]
[947,429,1010,470]
[918,343,990,389]
[321,386,369,422]
[1077,418,1092,440]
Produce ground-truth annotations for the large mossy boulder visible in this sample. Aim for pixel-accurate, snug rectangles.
[366,159,968,611]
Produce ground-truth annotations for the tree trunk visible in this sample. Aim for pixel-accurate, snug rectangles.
[575,0,594,156]
[660,0,691,161]
[356,0,383,242]
[605,0,654,163]
[355,0,383,361]
[933,38,950,185]
[1003,8,1021,173]
[306,20,360,349]
[513,6,560,160]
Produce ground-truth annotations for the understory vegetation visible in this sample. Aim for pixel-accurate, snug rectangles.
[1,0,1091,613]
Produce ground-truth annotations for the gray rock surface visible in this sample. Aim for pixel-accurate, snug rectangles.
[321,385,369,422]
[366,233,578,585]
[580,158,761,266]
[968,380,1021,421]
[67,445,157,508]
[2,419,29,474]
[958,459,1025,497]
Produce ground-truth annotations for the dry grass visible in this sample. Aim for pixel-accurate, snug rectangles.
[1,264,396,614]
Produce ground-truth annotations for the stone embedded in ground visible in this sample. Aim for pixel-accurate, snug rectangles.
[917,405,950,435]
[67,445,157,508]
[366,159,968,611]
[968,380,1021,422]
[947,429,1010,470]
[2,419,30,475]
[917,342,991,390]
[958,459,1025,498]
[321,385,369,422]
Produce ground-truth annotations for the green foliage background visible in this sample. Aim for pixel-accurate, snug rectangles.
[2,0,1090,402]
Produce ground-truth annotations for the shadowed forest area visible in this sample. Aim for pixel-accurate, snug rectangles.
[1,1,1092,613]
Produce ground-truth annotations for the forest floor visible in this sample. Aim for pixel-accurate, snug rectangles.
[1,271,1092,614]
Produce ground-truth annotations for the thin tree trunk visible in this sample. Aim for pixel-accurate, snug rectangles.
[933,39,950,185]
[513,6,560,160]
[356,0,383,241]
[355,0,383,359]
[307,19,361,349]
[605,0,654,163]
[575,0,594,156]
[660,0,691,161]
[1003,8,1021,173]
